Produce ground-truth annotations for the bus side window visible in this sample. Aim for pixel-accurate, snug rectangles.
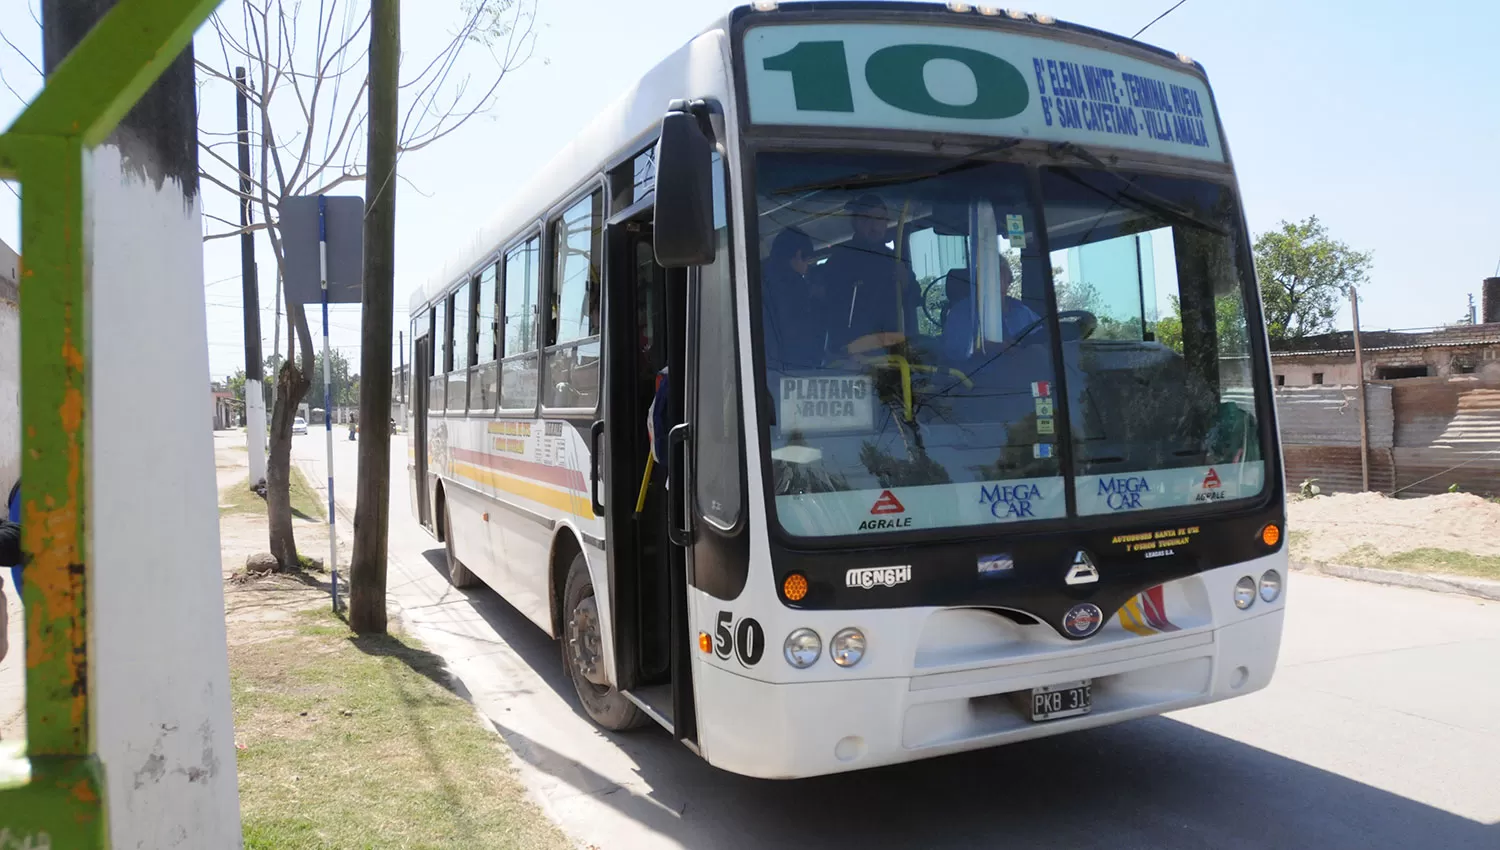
[470,262,499,412]
[501,237,541,410]
[448,279,472,414]
[430,299,447,412]
[545,189,604,409]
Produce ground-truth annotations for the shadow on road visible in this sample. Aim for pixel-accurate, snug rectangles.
[412,546,1497,850]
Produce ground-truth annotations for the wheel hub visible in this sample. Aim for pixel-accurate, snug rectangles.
[568,596,609,687]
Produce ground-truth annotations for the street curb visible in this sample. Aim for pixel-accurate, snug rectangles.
[1291,560,1500,602]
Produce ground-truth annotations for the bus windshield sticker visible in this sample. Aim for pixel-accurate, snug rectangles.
[743,23,1225,163]
[1006,213,1026,248]
[1077,462,1264,516]
[776,477,1066,536]
[977,553,1014,577]
[779,375,874,433]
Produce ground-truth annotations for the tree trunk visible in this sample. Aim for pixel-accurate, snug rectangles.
[267,303,315,568]
[349,0,399,634]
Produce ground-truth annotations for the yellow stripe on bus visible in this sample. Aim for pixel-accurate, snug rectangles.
[450,460,595,520]
[1117,597,1155,636]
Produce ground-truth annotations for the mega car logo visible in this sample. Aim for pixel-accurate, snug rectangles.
[1098,475,1151,510]
[978,482,1044,519]
[1062,602,1105,638]
[846,565,912,590]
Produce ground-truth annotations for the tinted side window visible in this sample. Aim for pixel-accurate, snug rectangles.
[430,300,447,411]
[471,264,499,410]
[694,155,741,529]
[448,282,471,413]
[545,190,603,408]
[476,265,497,364]
[501,237,540,410]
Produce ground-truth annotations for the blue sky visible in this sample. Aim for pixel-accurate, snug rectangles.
[1,0,1496,379]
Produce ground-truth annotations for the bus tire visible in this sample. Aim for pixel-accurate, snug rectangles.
[561,552,646,731]
[443,505,479,589]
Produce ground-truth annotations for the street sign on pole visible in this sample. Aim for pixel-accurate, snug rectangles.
[280,193,365,610]
[279,194,364,305]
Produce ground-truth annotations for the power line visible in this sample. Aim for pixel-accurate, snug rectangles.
[1133,0,1189,39]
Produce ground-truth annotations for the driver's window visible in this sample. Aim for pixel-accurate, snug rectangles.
[907,227,967,337]
[1049,227,1167,342]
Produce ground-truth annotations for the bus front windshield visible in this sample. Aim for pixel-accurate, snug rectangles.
[754,151,1267,540]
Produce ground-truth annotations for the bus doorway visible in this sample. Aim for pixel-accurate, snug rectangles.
[599,209,693,739]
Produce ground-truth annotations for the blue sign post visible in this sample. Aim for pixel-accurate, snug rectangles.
[280,194,364,611]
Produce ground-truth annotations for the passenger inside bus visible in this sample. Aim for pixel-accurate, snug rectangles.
[761,227,826,372]
[940,263,1044,361]
[814,194,921,353]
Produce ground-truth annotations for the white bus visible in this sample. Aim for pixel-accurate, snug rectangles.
[407,1,1287,779]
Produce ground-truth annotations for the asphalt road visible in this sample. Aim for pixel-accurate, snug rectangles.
[294,432,1500,850]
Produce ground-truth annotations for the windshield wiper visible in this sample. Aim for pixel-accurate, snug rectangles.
[1046,141,1228,237]
[772,140,1024,196]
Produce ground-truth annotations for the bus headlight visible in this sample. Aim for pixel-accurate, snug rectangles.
[784,628,821,668]
[1233,576,1257,610]
[830,628,866,667]
[1260,569,1282,603]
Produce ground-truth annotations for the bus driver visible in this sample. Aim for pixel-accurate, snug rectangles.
[816,194,921,354]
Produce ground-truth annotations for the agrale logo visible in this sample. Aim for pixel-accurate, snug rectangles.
[846,565,912,589]
[1196,467,1226,502]
[860,489,913,531]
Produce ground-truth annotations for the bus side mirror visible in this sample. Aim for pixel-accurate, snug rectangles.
[653,109,716,268]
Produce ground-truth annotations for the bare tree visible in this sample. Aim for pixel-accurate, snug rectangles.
[199,0,538,570]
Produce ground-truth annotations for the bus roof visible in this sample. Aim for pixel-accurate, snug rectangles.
[409,18,733,315]
[408,1,1203,316]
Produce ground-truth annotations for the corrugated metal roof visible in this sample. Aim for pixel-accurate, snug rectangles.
[1272,338,1500,357]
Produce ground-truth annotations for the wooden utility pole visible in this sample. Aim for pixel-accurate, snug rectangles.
[1350,286,1370,492]
[350,0,399,633]
[236,66,267,484]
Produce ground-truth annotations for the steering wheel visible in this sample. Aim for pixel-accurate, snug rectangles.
[920,277,946,329]
[1056,310,1097,339]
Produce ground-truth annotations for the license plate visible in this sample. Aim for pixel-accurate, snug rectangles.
[1028,680,1092,721]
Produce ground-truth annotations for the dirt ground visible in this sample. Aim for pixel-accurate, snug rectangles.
[1288,491,1500,563]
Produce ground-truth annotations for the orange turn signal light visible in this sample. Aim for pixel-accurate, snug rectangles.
[1261,524,1281,547]
[698,632,712,653]
[783,573,809,602]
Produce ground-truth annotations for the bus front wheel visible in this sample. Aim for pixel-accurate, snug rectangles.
[561,552,646,731]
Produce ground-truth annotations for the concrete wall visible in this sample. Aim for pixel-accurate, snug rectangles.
[1273,359,1360,387]
[0,238,16,500]
[1273,342,1500,387]
[88,141,241,843]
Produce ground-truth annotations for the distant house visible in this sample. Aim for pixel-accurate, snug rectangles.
[1270,280,1500,495]
[211,385,237,430]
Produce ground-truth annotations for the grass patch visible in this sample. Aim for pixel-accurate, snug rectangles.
[220,468,325,522]
[1336,544,1500,581]
[232,605,568,850]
